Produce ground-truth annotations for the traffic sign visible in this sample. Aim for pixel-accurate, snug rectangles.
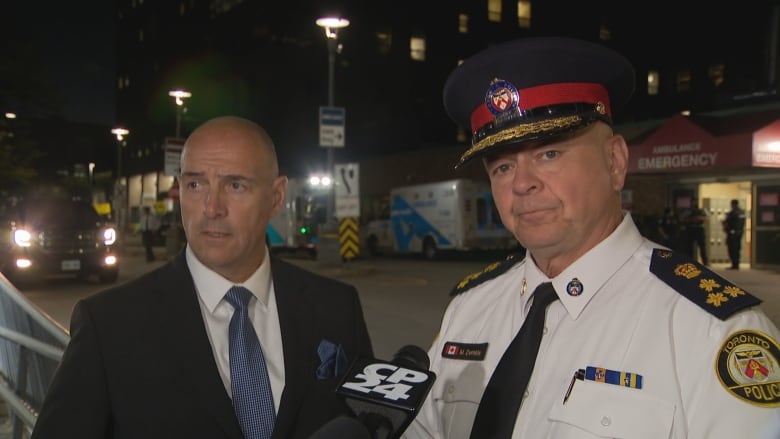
[339,218,360,260]
[164,137,184,176]
[335,163,360,218]
[319,106,345,148]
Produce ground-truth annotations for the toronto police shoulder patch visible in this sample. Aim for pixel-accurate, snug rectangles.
[716,330,780,407]
[450,252,524,296]
[649,248,761,320]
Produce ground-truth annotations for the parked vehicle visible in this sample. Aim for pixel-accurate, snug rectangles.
[0,194,119,286]
[266,178,326,258]
[362,179,517,259]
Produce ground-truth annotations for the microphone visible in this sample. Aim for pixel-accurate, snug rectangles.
[308,416,371,439]
[335,345,436,439]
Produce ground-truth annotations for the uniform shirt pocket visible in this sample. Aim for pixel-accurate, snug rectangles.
[548,380,675,439]
[435,362,486,438]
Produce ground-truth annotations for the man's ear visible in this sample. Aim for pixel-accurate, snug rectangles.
[608,134,629,191]
[270,176,287,216]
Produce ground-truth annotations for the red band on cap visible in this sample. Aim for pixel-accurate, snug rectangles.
[470,82,611,134]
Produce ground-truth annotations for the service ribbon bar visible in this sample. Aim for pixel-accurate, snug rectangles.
[584,366,643,389]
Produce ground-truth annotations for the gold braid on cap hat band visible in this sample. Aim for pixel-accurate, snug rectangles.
[459,114,584,165]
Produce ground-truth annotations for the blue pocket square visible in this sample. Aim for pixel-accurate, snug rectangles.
[316,339,348,380]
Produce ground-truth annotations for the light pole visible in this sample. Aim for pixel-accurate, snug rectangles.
[316,17,349,227]
[315,17,349,265]
[168,89,191,138]
[167,89,191,257]
[110,127,129,242]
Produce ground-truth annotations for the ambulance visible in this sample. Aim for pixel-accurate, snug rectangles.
[266,178,326,257]
[363,179,517,259]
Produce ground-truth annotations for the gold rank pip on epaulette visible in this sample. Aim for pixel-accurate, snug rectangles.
[649,248,761,320]
[449,252,524,296]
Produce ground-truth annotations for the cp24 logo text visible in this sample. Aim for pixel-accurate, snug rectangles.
[341,362,430,401]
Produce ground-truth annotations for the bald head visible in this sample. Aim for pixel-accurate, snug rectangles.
[182,116,279,178]
[178,115,288,282]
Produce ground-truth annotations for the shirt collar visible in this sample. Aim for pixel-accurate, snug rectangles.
[526,213,644,319]
[186,245,273,313]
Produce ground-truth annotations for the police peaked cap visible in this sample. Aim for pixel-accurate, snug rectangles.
[443,36,636,169]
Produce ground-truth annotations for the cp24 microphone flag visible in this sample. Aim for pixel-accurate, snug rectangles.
[335,345,436,439]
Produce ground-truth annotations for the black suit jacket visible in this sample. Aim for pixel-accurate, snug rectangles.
[31,253,373,438]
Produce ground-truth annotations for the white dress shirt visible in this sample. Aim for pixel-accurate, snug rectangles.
[186,245,285,413]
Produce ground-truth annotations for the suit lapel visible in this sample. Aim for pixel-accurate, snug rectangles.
[156,253,244,438]
[269,257,318,436]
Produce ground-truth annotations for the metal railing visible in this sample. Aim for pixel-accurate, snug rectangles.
[0,273,69,439]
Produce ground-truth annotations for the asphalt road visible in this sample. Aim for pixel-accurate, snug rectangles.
[15,246,780,360]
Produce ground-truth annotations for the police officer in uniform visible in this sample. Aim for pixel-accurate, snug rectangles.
[723,199,746,269]
[681,196,709,265]
[403,37,780,439]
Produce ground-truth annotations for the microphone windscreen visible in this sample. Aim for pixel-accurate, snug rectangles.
[391,345,430,370]
[308,416,371,439]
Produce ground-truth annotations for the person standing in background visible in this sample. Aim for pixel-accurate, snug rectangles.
[656,207,678,249]
[139,205,160,262]
[680,196,709,265]
[723,199,746,269]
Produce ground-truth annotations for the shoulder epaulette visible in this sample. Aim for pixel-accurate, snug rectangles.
[649,248,761,320]
[449,252,524,296]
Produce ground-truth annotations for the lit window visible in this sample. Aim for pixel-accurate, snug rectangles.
[676,68,691,93]
[709,63,725,87]
[517,1,531,28]
[488,0,502,22]
[410,36,426,62]
[647,70,660,96]
[376,31,392,55]
[459,14,469,33]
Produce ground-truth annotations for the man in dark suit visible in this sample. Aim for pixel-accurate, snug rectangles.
[31,116,374,438]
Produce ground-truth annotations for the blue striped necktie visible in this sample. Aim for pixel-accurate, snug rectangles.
[225,286,275,439]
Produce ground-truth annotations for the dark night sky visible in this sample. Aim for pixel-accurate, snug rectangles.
[6,2,778,129]
[8,1,116,126]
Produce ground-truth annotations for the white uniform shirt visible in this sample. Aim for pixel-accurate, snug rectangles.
[404,214,780,439]
[186,245,285,414]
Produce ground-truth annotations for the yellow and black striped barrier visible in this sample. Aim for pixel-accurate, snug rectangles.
[339,218,360,260]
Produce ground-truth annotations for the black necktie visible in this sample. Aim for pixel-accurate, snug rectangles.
[469,282,559,439]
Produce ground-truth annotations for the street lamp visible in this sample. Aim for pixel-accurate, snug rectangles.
[110,127,129,239]
[168,89,191,138]
[316,16,349,226]
[88,161,96,187]
[166,89,191,258]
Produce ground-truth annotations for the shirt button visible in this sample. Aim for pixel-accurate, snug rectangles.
[601,416,611,427]
[543,326,548,334]
[447,384,455,394]
[522,390,529,399]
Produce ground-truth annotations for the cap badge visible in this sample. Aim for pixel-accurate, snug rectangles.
[485,78,519,116]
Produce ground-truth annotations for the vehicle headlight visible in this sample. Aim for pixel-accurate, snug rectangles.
[13,229,32,247]
[103,227,117,246]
